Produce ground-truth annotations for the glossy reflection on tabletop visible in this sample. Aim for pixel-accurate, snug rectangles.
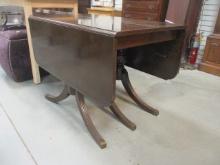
[39,14,183,35]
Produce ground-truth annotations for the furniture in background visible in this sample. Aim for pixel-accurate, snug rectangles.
[29,14,184,148]
[214,8,220,34]
[1,0,78,84]
[199,8,220,76]
[122,0,169,21]
[0,30,32,82]
[0,6,32,82]
[0,6,25,31]
[78,0,90,13]
[166,0,203,58]
[87,7,121,16]
[84,0,122,16]
[198,34,220,76]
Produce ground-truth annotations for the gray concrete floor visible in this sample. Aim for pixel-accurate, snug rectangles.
[0,67,220,165]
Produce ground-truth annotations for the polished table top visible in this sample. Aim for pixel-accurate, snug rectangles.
[30,14,184,37]
[29,14,185,107]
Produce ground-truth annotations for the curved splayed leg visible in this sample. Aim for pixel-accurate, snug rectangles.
[110,102,136,130]
[45,85,70,103]
[75,91,107,149]
[120,67,159,116]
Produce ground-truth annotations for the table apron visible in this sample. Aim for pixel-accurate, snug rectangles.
[116,31,177,49]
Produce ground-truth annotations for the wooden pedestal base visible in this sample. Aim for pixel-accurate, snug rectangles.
[45,63,159,148]
[46,85,136,149]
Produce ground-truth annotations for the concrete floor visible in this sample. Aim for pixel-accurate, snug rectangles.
[0,67,220,165]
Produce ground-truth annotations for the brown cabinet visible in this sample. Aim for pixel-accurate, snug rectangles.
[78,0,91,13]
[122,0,169,21]
[215,9,220,34]
[166,0,203,58]
[199,34,220,76]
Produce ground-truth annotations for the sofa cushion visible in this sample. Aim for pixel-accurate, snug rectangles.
[0,29,27,40]
[0,29,33,82]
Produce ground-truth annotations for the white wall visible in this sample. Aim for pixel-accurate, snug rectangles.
[197,0,220,65]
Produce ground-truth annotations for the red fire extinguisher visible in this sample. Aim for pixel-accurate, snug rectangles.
[188,33,201,65]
